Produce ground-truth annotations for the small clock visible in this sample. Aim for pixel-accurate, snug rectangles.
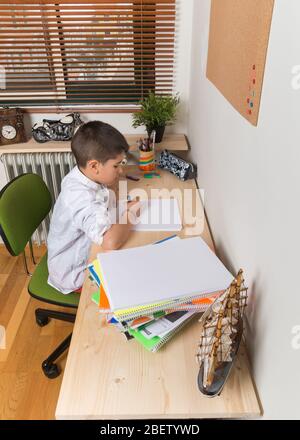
[0,107,27,146]
[2,125,17,140]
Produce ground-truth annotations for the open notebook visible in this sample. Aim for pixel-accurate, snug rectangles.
[97,236,233,313]
[133,198,182,232]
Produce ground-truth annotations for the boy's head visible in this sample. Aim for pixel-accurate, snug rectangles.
[71,121,129,186]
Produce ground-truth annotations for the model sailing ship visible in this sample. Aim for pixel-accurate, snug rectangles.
[196,269,248,397]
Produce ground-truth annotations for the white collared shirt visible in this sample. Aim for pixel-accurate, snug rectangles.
[47,166,115,294]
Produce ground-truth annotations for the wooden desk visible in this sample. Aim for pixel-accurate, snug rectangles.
[55,166,261,419]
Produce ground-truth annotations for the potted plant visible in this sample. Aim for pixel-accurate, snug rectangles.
[132,91,180,143]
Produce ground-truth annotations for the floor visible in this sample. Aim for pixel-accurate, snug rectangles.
[0,244,74,420]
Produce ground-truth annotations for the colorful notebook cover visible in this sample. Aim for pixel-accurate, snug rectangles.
[87,263,100,287]
[128,311,197,352]
[91,290,100,305]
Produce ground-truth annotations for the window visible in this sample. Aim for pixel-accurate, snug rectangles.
[0,1,176,111]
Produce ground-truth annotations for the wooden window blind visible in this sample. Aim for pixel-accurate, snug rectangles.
[0,0,176,112]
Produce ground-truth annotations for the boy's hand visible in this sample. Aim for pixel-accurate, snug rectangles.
[126,198,141,224]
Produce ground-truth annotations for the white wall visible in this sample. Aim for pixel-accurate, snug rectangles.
[188,0,300,419]
[0,0,194,190]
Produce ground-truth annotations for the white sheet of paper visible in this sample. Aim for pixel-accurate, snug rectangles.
[133,198,182,231]
[97,236,233,311]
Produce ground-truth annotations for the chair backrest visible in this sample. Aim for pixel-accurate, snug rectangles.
[0,173,52,256]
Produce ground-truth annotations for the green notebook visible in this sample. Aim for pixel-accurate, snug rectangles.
[91,290,100,306]
[128,312,197,352]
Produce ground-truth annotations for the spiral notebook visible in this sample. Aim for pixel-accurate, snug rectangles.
[128,310,198,352]
[95,252,217,321]
[90,271,210,320]
[113,295,212,322]
[90,235,182,315]
[97,236,233,314]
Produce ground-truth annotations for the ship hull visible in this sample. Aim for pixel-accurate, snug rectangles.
[197,317,243,397]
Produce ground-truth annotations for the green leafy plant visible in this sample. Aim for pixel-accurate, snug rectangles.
[132,91,180,133]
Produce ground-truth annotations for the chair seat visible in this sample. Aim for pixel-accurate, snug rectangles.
[28,253,80,308]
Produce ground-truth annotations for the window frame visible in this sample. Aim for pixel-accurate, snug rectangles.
[0,1,174,112]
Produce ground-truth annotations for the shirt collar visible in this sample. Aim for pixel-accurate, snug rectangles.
[73,165,105,191]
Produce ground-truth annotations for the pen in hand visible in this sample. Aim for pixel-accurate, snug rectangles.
[126,196,141,220]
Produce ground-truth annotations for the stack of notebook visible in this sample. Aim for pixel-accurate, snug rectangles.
[88,235,233,352]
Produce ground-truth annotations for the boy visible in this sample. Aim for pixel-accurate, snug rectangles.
[47,121,140,294]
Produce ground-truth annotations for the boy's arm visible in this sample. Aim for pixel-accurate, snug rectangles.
[107,182,119,204]
[101,200,140,251]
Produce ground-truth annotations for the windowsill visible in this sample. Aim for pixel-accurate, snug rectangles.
[19,105,141,114]
[0,134,189,154]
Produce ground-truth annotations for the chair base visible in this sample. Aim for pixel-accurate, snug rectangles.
[35,308,76,326]
[35,308,76,379]
[42,332,73,379]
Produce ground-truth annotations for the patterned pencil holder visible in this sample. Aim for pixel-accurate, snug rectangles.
[139,149,156,172]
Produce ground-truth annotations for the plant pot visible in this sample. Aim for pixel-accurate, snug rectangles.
[147,125,165,143]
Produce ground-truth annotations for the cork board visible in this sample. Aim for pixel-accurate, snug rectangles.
[206,0,274,126]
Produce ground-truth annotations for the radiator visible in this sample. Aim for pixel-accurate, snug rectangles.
[0,152,76,245]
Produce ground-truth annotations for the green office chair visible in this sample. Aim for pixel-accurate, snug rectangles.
[0,173,80,379]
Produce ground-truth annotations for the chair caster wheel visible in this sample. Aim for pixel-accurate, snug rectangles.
[36,316,49,327]
[42,361,60,379]
[35,310,49,327]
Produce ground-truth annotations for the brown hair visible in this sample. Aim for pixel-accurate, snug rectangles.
[71,121,129,168]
